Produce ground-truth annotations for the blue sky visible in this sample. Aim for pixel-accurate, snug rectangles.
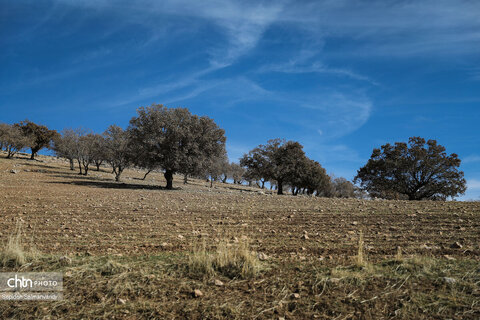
[1,0,480,200]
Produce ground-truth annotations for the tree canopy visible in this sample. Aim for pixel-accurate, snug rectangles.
[17,120,58,160]
[241,139,328,195]
[128,104,226,189]
[354,137,466,200]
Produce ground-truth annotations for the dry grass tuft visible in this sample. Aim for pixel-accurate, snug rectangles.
[98,259,129,276]
[354,230,367,267]
[395,245,403,261]
[188,238,263,279]
[0,222,39,268]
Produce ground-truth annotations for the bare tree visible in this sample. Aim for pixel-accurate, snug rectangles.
[53,129,80,170]
[0,124,32,159]
[77,134,97,175]
[104,125,133,182]
[231,163,245,184]
[90,134,107,171]
[332,177,356,198]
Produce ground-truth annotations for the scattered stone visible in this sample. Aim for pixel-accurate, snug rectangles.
[193,289,203,298]
[450,242,463,249]
[290,293,300,299]
[328,278,342,284]
[214,279,224,286]
[160,242,169,248]
[444,255,456,261]
[118,298,127,305]
[443,277,457,284]
[59,255,72,265]
[257,252,268,261]
[301,234,309,240]
[10,169,19,174]
[352,221,358,226]
[178,234,185,240]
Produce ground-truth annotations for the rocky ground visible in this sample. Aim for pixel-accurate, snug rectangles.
[0,153,479,319]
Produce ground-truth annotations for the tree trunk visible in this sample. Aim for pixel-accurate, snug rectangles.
[95,161,101,171]
[277,181,283,195]
[69,159,74,170]
[184,174,188,184]
[77,159,83,175]
[115,167,123,182]
[82,160,89,176]
[30,147,40,160]
[261,180,265,189]
[142,169,152,180]
[210,177,213,188]
[164,170,173,190]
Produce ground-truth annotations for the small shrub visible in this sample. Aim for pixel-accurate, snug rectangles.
[188,238,263,279]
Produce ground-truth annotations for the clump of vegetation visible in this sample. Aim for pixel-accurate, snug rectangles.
[98,259,129,276]
[355,230,367,267]
[0,223,39,268]
[188,238,264,279]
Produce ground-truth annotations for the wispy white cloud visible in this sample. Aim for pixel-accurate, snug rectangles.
[281,0,480,57]
[467,179,480,190]
[258,49,379,85]
[292,91,373,138]
[464,155,480,164]
[43,0,476,140]
[53,0,284,67]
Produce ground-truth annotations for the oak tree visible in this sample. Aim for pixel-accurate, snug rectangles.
[128,105,226,189]
[354,137,466,200]
[17,120,58,160]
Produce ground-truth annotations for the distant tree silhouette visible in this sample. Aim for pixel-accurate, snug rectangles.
[241,139,312,195]
[354,137,466,200]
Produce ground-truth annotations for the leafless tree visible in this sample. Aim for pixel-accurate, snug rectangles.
[103,125,133,182]
[0,123,32,159]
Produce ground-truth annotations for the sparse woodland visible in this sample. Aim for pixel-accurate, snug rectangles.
[0,104,467,200]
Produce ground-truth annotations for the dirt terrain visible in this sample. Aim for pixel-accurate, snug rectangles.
[0,153,479,319]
